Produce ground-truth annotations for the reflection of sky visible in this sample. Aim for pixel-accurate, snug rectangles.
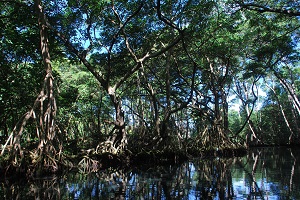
[52,148,300,199]
[64,170,291,200]
[178,161,294,200]
[232,175,287,199]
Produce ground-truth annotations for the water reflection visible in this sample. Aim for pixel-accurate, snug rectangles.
[1,147,299,199]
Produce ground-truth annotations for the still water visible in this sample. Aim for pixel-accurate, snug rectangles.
[1,147,299,199]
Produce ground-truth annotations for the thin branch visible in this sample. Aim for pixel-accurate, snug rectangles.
[233,76,260,137]
[240,3,300,17]
[107,2,144,81]
[143,35,183,60]
[49,27,108,89]
[156,0,183,32]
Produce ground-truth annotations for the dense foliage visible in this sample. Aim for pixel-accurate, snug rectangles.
[0,0,299,175]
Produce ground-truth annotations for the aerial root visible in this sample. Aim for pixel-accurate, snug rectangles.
[78,156,100,173]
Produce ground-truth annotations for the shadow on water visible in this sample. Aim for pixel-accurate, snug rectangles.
[0,147,299,199]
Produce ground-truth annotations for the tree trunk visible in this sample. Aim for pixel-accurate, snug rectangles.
[1,0,59,172]
[140,66,160,135]
[161,50,172,139]
[274,71,300,116]
[35,0,59,172]
[266,83,296,144]
[37,15,56,149]
[108,86,126,153]
[222,88,229,132]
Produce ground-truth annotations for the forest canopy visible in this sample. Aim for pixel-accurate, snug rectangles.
[0,0,299,175]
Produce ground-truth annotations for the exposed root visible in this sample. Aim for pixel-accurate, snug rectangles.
[78,156,100,173]
[96,141,118,155]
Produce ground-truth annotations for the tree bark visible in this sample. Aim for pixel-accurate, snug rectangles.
[266,82,295,144]
[34,0,60,172]
[107,86,126,152]
[1,1,59,171]
[274,71,300,116]
[36,0,57,149]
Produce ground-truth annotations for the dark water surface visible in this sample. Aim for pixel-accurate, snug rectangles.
[1,147,299,199]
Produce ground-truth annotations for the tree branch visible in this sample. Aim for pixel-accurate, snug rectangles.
[240,3,300,16]
[156,0,183,32]
[50,27,108,89]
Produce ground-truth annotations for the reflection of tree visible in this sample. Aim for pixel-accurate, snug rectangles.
[236,147,300,199]
[288,150,296,197]
[192,158,235,199]
[1,177,61,200]
[1,148,299,199]
[0,160,235,199]
[236,150,264,199]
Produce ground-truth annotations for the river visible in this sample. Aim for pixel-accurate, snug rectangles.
[1,147,299,199]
